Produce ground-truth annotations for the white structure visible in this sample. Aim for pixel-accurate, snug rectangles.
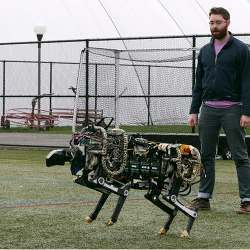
[0,0,250,43]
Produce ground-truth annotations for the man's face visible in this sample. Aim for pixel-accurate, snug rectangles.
[209,14,230,39]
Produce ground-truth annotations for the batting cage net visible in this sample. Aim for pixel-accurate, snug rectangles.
[73,46,196,132]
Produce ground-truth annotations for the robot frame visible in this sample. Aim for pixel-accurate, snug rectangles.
[46,118,202,237]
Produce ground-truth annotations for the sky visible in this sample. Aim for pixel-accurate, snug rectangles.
[0,0,250,42]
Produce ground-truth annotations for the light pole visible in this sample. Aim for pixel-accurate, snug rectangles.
[34,25,46,128]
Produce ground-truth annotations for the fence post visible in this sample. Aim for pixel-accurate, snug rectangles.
[191,36,196,133]
[95,64,98,124]
[147,65,151,126]
[85,40,89,126]
[1,61,6,126]
[49,62,53,115]
[37,41,42,123]
[114,50,120,128]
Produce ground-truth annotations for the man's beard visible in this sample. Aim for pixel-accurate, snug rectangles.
[211,27,227,40]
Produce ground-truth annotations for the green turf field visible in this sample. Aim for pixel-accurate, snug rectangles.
[1,125,250,135]
[0,148,249,249]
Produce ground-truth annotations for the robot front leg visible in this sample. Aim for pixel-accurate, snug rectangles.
[163,194,198,237]
[159,208,178,235]
[85,192,110,223]
[107,195,128,225]
[84,177,130,225]
[144,189,178,235]
[180,216,196,237]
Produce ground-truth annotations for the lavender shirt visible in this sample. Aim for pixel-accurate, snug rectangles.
[204,37,241,109]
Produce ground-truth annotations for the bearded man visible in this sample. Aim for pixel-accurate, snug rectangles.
[188,7,250,213]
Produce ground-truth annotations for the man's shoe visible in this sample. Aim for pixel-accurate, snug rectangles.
[188,198,211,210]
[237,201,250,214]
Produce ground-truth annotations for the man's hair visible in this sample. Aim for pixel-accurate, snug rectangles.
[209,7,230,20]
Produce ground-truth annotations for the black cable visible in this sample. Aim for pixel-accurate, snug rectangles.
[157,0,192,46]
[98,0,153,125]
[194,0,209,18]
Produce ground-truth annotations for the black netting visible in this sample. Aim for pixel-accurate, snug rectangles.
[1,34,250,130]
[74,46,195,129]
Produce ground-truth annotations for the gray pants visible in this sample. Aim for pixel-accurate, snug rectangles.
[198,104,250,202]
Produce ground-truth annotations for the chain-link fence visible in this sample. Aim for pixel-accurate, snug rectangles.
[0,34,250,128]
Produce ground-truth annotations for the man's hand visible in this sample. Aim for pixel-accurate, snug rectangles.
[240,115,250,128]
[188,114,198,127]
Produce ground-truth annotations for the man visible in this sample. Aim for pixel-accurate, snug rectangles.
[188,7,250,213]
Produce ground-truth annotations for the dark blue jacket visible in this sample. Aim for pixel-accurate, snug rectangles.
[190,34,250,116]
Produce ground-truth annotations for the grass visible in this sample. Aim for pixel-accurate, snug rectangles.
[0,148,250,248]
[0,125,192,134]
[1,125,250,135]
[0,126,73,134]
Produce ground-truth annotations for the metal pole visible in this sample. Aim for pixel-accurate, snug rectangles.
[1,61,6,127]
[192,36,196,90]
[49,62,53,115]
[191,36,196,133]
[147,65,151,126]
[85,40,89,126]
[2,61,6,117]
[38,41,41,120]
[94,64,98,124]
[34,26,45,129]
[114,50,120,128]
